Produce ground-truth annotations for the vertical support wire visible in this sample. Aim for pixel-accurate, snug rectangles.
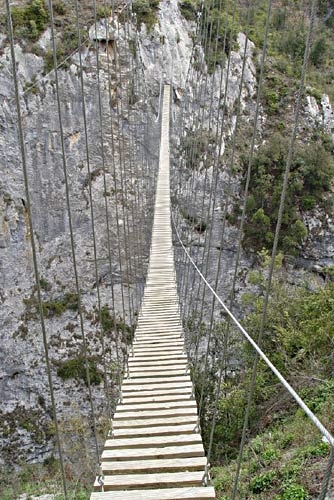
[102,0,127,393]
[232,0,317,496]
[5,1,68,498]
[204,0,254,477]
[48,0,100,466]
[92,0,115,422]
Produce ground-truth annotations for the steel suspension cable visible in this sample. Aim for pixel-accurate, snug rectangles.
[233,0,317,495]
[48,0,100,466]
[92,0,116,421]
[204,0,255,476]
[113,10,135,331]
[5,3,68,498]
[195,1,239,423]
[172,214,334,450]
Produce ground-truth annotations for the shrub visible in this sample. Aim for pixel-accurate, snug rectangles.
[10,0,49,41]
[250,470,277,493]
[132,0,159,31]
[241,133,334,254]
[179,0,198,21]
[57,356,102,385]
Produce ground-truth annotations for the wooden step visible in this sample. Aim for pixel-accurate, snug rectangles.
[128,354,187,363]
[113,423,197,437]
[117,400,196,412]
[100,457,207,474]
[122,377,193,397]
[94,471,204,491]
[104,434,201,449]
[113,408,197,421]
[91,486,216,499]
[122,386,193,398]
[122,376,190,386]
[102,444,205,462]
[127,370,187,379]
[128,360,187,369]
[119,393,191,404]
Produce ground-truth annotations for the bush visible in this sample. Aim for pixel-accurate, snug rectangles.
[250,470,277,493]
[179,0,198,21]
[10,0,49,41]
[57,355,102,385]
[241,133,334,254]
[132,0,159,31]
[281,484,309,499]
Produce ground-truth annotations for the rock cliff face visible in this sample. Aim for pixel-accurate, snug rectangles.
[0,0,333,471]
[0,0,194,468]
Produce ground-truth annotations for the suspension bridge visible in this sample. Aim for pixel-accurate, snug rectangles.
[91,85,215,499]
[3,0,334,498]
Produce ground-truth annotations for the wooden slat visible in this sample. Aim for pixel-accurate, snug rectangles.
[94,471,203,491]
[118,393,191,404]
[101,444,205,461]
[113,408,197,421]
[113,415,197,429]
[90,487,216,499]
[113,423,197,437]
[100,457,207,474]
[104,434,202,449]
[117,400,196,412]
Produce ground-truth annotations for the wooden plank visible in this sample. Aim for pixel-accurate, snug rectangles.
[128,354,187,363]
[131,349,186,357]
[90,486,216,499]
[122,386,193,398]
[113,415,197,429]
[113,408,197,421]
[119,393,192,404]
[100,457,207,474]
[113,423,197,437]
[93,471,204,491]
[101,444,204,461]
[134,341,184,349]
[104,434,202,449]
[122,376,191,386]
[122,378,193,396]
[127,370,187,379]
[128,360,187,368]
[117,400,196,412]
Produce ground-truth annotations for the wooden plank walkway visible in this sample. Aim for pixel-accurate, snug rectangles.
[91,85,215,499]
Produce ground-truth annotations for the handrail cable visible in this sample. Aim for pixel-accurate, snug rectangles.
[172,214,334,449]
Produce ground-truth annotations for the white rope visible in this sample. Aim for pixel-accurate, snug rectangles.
[172,213,334,448]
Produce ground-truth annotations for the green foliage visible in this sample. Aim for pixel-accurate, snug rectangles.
[178,0,198,21]
[181,129,217,170]
[278,483,309,500]
[39,277,52,291]
[200,0,240,73]
[0,461,91,499]
[242,133,334,254]
[56,355,102,385]
[10,0,49,41]
[99,305,134,343]
[42,293,79,317]
[132,0,159,31]
[180,208,207,233]
[250,470,277,493]
[209,270,334,497]
[53,1,66,16]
